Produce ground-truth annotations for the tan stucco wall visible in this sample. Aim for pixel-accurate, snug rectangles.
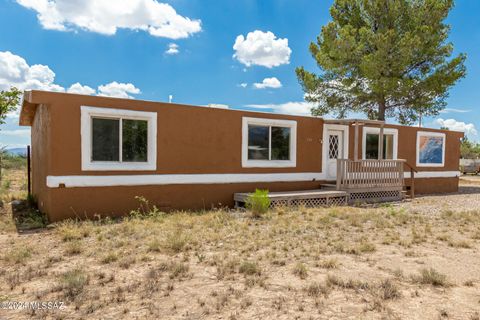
[25,91,462,221]
[31,104,52,215]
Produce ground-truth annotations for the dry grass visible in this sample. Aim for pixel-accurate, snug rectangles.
[1,169,480,319]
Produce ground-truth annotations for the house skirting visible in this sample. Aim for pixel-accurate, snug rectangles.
[41,176,459,222]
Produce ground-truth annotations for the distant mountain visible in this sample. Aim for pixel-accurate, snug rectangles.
[3,147,27,157]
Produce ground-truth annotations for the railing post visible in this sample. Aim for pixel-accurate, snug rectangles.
[410,168,415,199]
[336,159,341,190]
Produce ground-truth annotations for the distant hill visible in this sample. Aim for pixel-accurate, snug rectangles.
[3,147,27,157]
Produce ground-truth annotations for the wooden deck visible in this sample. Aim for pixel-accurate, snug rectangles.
[234,189,348,208]
[234,159,416,208]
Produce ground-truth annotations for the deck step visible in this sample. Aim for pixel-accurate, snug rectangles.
[234,189,348,208]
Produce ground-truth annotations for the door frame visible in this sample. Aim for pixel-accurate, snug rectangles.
[322,124,349,180]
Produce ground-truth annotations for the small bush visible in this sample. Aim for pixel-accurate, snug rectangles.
[239,261,261,276]
[413,268,449,287]
[293,262,308,279]
[4,247,32,264]
[318,258,339,269]
[65,241,82,255]
[164,229,189,253]
[101,252,118,264]
[305,282,330,297]
[59,269,88,300]
[245,189,270,218]
[378,279,401,300]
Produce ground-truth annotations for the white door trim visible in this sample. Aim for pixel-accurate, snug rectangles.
[322,124,349,180]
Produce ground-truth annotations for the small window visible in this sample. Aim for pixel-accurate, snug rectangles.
[91,118,148,163]
[242,117,297,168]
[416,131,445,167]
[365,133,394,159]
[362,127,398,160]
[81,106,157,171]
[92,118,120,161]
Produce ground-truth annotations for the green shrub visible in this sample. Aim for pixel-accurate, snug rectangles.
[245,189,270,218]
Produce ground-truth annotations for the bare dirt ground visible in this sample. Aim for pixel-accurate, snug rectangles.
[1,170,480,320]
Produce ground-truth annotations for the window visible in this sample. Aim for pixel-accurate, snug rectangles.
[416,131,445,167]
[242,117,296,167]
[81,106,157,171]
[362,127,398,160]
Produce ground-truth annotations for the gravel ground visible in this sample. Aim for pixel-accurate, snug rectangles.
[395,176,480,215]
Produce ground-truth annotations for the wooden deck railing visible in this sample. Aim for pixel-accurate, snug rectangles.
[336,159,405,191]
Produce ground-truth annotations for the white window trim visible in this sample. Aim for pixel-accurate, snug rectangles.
[362,127,398,160]
[242,117,297,168]
[81,106,157,171]
[416,131,446,167]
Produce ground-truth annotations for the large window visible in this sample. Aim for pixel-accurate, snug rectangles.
[81,106,157,171]
[362,127,398,160]
[242,117,296,167]
[416,131,445,167]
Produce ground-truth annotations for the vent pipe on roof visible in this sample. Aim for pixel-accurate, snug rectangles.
[169,95,173,103]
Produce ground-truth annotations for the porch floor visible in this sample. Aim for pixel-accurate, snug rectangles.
[234,189,348,208]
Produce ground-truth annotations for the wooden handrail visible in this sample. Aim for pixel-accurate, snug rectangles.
[336,159,405,191]
[401,160,417,199]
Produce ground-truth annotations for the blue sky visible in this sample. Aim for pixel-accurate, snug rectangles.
[0,0,479,148]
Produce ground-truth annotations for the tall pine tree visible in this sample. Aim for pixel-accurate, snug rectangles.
[296,0,466,124]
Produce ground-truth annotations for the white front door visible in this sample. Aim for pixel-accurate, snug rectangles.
[326,130,344,180]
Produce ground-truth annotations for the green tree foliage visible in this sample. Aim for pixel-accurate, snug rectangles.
[296,0,466,124]
[0,87,21,127]
[460,137,480,159]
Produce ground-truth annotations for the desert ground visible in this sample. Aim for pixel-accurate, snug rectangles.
[1,161,480,320]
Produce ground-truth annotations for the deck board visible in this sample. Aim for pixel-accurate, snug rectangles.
[234,189,348,202]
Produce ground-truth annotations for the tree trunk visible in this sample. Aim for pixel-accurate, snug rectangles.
[377,100,386,121]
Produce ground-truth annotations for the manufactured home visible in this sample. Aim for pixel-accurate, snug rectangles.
[19,90,463,221]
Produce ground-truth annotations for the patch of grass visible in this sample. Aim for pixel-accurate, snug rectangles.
[101,252,118,264]
[65,241,82,255]
[4,246,32,264]
[57,221,83,242]
[58,268,88,300]
[448,239,472,248]
[304,281,330,297]
[168,262,189,279]
[317,258,339,269]
[164,229,189,253]
[413,268,449,287]
[377,279,401,300]
[239,261,261,276]
[326,274,370,291]
[292,262,308,279]
[147,238,161,252]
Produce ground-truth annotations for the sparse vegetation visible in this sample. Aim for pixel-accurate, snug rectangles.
[0,167,479,319]
[413,268,449,287]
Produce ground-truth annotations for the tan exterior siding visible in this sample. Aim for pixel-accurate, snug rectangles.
[21,91,463,222]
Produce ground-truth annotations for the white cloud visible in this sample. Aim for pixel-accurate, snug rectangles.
[233,30,291,68]
[247,101,314,116]
[98,81,141,99]
[16,0,202,39]
[67,82,96,95]
[253,77,282,89]
[0,129,31,137]
[439,108,471,114]
[238,83,248,88]
[0,51,141,104]
[165,43,179,55]
[0,51,64,92]
[436,118,478,136]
